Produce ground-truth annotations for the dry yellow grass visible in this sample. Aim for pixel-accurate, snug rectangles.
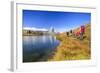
[49,24,91,61]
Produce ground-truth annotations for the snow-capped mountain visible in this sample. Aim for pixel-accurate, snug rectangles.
[23,27,48,31]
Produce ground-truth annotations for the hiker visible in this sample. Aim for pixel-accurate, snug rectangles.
[80,25,85,40]
[76,31,80,39]
[66,32,69,36]
[70,30,73,36]
[76,31,80,36]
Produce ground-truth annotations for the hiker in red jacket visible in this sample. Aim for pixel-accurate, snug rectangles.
[75,31,80,36]
[80,25,85,40]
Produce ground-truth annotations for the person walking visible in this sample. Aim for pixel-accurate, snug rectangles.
[80,25,85,40]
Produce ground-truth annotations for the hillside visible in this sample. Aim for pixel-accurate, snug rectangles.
[49,24,91,61]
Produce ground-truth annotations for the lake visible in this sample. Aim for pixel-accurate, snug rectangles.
[23,35,60,62]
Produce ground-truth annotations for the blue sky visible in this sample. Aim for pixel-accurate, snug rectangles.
[23,10,91,32]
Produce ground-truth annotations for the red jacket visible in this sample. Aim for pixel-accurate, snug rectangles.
[80,25,85,33]
[76,31,80,36]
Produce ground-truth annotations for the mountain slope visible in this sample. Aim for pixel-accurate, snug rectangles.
[49,24,91,61]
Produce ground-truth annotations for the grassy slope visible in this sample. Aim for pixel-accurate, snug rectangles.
[49,24,91,61]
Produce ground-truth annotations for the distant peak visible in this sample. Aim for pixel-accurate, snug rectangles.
[23,27,48,31]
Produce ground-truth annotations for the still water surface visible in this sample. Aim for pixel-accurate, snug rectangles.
[23,35,60,62]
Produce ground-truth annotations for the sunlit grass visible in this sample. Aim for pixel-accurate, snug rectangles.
[49,24,91,61]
